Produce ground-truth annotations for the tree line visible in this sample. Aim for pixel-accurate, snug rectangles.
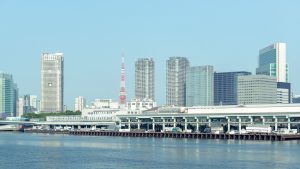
[22,110,81,121]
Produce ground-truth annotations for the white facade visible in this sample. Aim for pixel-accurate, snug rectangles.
[127,98,157,114]
[46,115,82,122]
[82,108,126,122]
[37,100,41,112]
[75,96,86,112]
[90,99,119,109]
[41,53,64,112]
[46,108,127,122]
[187,104,300,115]
[29,95,38,109]
[277,88,289,104]
[17,97,24,117]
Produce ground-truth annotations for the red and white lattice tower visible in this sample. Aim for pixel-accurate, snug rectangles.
[119,56,127,108]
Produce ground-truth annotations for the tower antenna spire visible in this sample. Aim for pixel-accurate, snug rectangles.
[119,53,126,108]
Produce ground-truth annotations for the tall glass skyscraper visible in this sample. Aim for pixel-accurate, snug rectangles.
[166,57,189,106]
[214,71,251,105]
[256,42,288,82]
[0,73,14,115]
[135,58,155,101]
[41,53,64,113]
[186,65,214,106]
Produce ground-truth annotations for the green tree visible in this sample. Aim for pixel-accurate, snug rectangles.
[22,110,81,121]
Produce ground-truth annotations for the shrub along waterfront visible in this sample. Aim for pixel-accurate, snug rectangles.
[22,110,81,121]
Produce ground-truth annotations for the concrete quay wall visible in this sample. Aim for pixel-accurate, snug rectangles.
[24,129,300,141]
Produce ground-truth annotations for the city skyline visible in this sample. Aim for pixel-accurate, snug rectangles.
[1,2,300,169]
[0,42,296,109]
[1,1,300,107]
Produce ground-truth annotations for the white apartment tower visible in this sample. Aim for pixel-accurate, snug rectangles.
[256,42,288,82]
[75,96,86,112]
[17,97,24,117]
[135,58,155,101]
[41,53,64,112]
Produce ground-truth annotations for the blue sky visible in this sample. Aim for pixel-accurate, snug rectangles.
[1,0,300,108]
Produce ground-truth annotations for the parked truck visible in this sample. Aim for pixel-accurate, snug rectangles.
[163,127,182,133]
[246,125,272,134]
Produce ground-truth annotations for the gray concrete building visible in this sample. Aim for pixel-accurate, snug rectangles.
[135,58,155,101]
[166,57,189,106]
[237,75,277,105]
[41,53,64,112]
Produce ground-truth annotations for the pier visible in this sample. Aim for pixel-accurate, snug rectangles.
[24,129,300,141]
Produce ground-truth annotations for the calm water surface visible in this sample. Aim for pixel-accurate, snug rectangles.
[0,132,299,169]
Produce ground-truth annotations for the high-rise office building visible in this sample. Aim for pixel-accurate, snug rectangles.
[214,71,251,105]
[166,57,189,106]
[75,96,86,112]
[256,42,288,82]
[0,73,14,115]
[13,83,18,116]
[29,95,38,110]
[237,75,277,105]
[135,58,155,101]
[17,97,24,117]
[186,65,214,106]
[22,95,37,113]
[23,95,31,113]
[36,99,41,112]
[41,53,64,112]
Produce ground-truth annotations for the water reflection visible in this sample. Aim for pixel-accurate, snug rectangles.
[1,132,300,169]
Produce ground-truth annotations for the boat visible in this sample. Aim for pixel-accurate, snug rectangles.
[0,124,20,131]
